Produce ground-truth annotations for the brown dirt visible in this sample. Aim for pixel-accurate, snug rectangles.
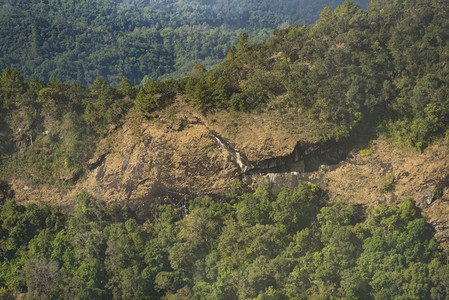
[205,107,323,162]
[11,101,323,209]
[9,100,449,244]
[315,137,449,243]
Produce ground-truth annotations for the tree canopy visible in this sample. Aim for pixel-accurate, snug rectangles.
[0,184,448,299]
[0,0,369,86]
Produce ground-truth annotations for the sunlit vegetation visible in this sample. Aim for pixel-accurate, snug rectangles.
[154,0,449,148]
[1,0,448,186]
[0,183,448,299]
[1,1,449,298]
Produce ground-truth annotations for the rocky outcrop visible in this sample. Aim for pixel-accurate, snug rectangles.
[78,117,239,212]
[67,105,332,210]
[7,103,449,244]
[8,103,330,208]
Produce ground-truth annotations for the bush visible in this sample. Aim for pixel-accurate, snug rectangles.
[380,174,396,193]
[359,148,373,157]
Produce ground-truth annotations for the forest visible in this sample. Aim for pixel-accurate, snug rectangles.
[1,183,449,299]
[1,0,449,298]
[165,0,449,147]
[1,0,448,185]
[0,0,368,86]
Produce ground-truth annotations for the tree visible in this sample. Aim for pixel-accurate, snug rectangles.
[169,207,219,277]
[66,258,107,299]
[236,32,250,53]
[117,76,136,99]
[0,67,25,107]
[26,76,45,98]
[90,76,108,97]
[24,258,61,300]
[135,81,175,114]
[271,182,323,234]
[236,183,273,226]
[36,87,66,117]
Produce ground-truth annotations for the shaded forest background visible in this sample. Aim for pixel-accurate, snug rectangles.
[0,0,368,86]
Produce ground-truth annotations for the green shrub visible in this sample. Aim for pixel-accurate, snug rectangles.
[359,148,373,157]
[380,174,396,193]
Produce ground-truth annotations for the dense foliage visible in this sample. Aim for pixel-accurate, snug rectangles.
[0,183,448,299]
[0,70,141,184]
[1,0,448,184]
[0,0,369,86]
[150,0,449,148]
[1,1,449,299]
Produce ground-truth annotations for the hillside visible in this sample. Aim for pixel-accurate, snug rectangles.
[0,0,369,86]
[1,0,449,298]
[1,0,448,221]
[1,0,449,233]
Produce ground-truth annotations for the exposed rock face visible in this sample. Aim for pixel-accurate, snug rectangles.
[68,105,330,209]
[9,103,330,208]
[247,137,449,244]
[8,103,449,243]
[81,118,240,210]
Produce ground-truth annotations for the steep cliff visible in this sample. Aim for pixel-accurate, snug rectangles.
[9,100,325,209]
[8,97,449,244]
